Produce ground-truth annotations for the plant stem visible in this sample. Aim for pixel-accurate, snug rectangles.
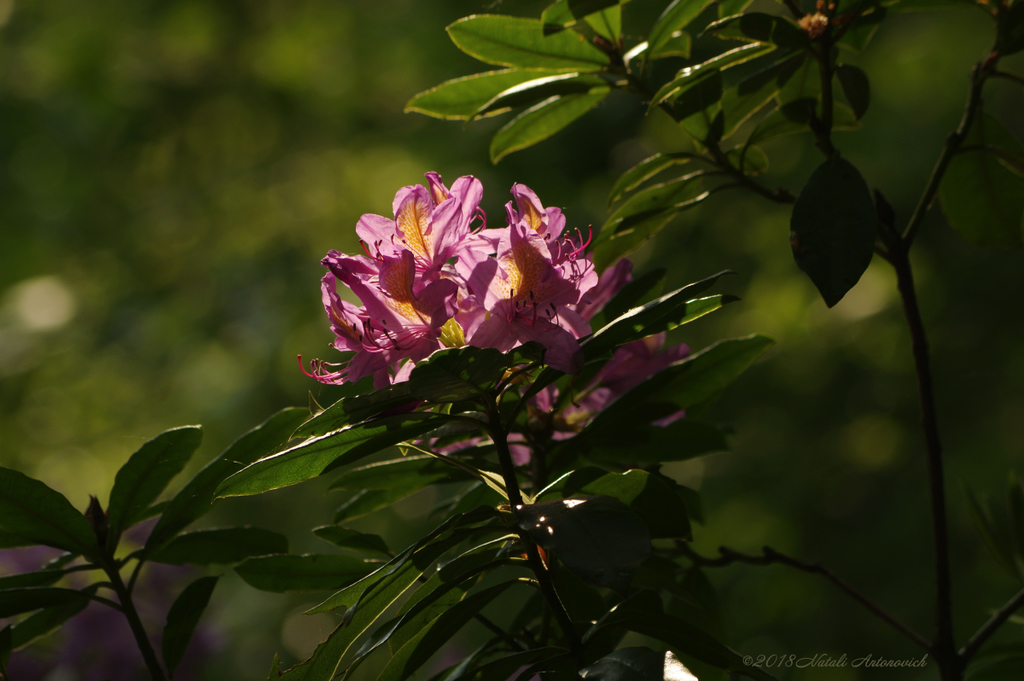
[105,562,166,681]
[813,36,836,158]
[889,242,959,680]
[677,543,932,650]
[960,586,1024,661]
[486,397,586,668]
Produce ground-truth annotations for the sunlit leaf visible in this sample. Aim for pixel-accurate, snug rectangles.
[651,43,776,111]
[491,88,610,163]
[647,0,718,58]
[406,70,553,120]
[790,156,877,306]
[313,527,391,557]
[541,0,627,34]
[0,468,98,560]
[702,13,810,49]
[447,16,611,71]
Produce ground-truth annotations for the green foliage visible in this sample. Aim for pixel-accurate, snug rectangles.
[0,467,99,560]
[163,576,219,678]
[579,647,698,681]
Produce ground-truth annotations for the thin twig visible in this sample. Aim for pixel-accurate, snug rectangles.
[990,70,1024,87]
[105,562,167,681]
[677,543,932,651]
[960,586,1024,661]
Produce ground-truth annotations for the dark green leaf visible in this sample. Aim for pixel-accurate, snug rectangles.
[0,467,98,560]
[541,0,627,33]
[491,88,610,162]
[562,469,691,539]
[790,156,877,306]
[334,488,417,523]
[473,73,609,119]
[149,527,288,566]
[648,0,718,57]
[236,554,378,592]
[106,426,202,549]
[579,647,699,680]
[450,648,568,681]
[216,413,450,498]
[671,71,724,142]
[603,173,706,234]
[939,113,1024,248]
[0,587,89,618]
[314,527,391,557]
[517,495,651,593]
[447,16,612,71]
[590,268,666,328]
[378,580,523,681]
[1009,472,1024,574]
[720,52,802,138]
[650,44,775,111]
[162,575,218,678]
[703,13,809,49]
[587,419,730,464]
[965,643,1024,680]
[406,70,553,120]
[836,7,886,52]
[998,1,1024,56]
[719,0,755,17]
[725,145,769,174]
[147,408,307,554]
[586,6,623,41]
[8,588,92,650]
[836,64,870,120]
[888,0,983,11]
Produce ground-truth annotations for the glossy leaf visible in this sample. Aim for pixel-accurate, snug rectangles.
[647,0,718,58]
[149,527,288,566]
[776,56,820,104]
[0,564,77,590]
[719,0,755,17]
[998,1,1024,56]
[162,575,219,678]
[236,554,377,592]
[579,647,698,680]
[447,16,611,72]
[938,114,1024,248]
[517,495,651,593]
[0,467,98,560]
[650,44,775,110]
[216,413,451,498]
[314,527,391,557]
[703,13,809,49]
[590,267,666,328]
[378,580,522,681]
[406,70,552,120]
[965,485,1020,581]
[473,73,608,119]
[147,408,307,554]
[609,154,694,205]
[491,88,610,163]
[593,208,697,271]
[650,30,691,59]
[541,0,626,33]
[586,6,623,41]
[562,469,691,539]
[671,71,724,142]
[791,156,877,306]
[106,426,202,549]
[0,587,88,618]
[602,173,706,235]
[836,64,870,120]
[720,52,802,138]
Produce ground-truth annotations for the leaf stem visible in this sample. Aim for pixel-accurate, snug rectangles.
[485,396,585,668]
[677,543,932,650]
[104,561,167,681]
[960,585,1024,662]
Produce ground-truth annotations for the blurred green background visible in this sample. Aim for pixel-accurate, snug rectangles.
[1,0,1022,678]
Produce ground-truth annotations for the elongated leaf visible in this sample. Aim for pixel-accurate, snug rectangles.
[592,209,685,272]
[836,64,870,120]
[162,575,219,678]
[939,113,1024,248]
[147,408,307,554]
[377,580,523,681]
[314,527,391,557]
[406,70,552,120]
[587,418,730,464]
[965,486,1020,581]
[579,647,698,680]
[648,0,718,57]
[330,455,474,492]
[0,566,76,590]
[216,413,450,498]
[107,426,202,549]
[562,469,691,539]
[491,89,610,163]
[236,554,377,592]
[609,155,696,205]
[0,467,98,560]
[702,12,809,49]
[334,488,417,523]
[651,44,776,110]
[149,527,288,566]
[791,156,877,306]
[586,6,623,41]
[541,0,627,33]
[720,52,802,138]
[474,73,608,119]
[8,586,94,650]
[447,16,611,71]
[650,31,692,59]
[0,587,88,618]
[518,495,650,593]
[450,648,568,681]
[603,173,705,234]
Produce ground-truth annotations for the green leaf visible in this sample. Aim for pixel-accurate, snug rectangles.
[490,88,610,162]
[541,0,627,34]
[235,554,378,592]
[964,485,1020,581]
[790,156,878,306]
[447,16,612,72]
[836,64,870,120]
[836,7,886,52]
[997,0,1024,56]
[965,643,1024,680]
[162,575,218,678]
[149,527,288,566]
[334,488,416,523]
[106,426,202,549]
[579,647,699,680]
[590,268,667,328]
[473,73,609,119]
[725,145,769,174]
[7,587,92,650]
[602,173,706,235]
[562,469,691,539]
[0,467,98,560]
[147,408,307,554]
[0,587,89,618]
[216,413,451,498]
[0,566,76,590]
[517,495,651,593]
[648,0,719,58]
[314,527,391,557]
[449,648,569,681]
[719,0,755,17]
[406,70,554,120]
[649,31,692,59]
[650,44,775,111]
[377,580,523,681]
[719,52,802,138]
[586,6,623,42]
[702,13,810,49]
[776,56,820,104]
[587,419,730,465]
[671,71,724,143]
[939,113,1024,248]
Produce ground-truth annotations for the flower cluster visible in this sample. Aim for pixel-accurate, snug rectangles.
[304,172,598,386]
